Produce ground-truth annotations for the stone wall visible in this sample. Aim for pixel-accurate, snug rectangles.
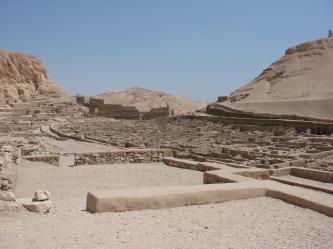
[291,167,333,183]
[141,107,169,120]
[96,104,139,119]
[74,149,173,166]
[300,150,333,159]
[23,155,60,166]
[0,145,20,191]
[0,145,21,212]
[182,114,333,135]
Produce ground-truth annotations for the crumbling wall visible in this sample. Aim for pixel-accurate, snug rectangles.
[142,107,169,120]
[0,145,20,191]
[97,104,139,119]
[74,149,173,165]
[0,145,21,212]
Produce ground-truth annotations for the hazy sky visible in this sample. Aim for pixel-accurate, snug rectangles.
[1,0,332,100]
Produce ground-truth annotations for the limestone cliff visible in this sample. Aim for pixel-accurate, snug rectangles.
[218,36,333,119]
[0,49,66,98]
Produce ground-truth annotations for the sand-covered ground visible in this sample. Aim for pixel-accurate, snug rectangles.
[36,136,117,153]
[0,160,332,249]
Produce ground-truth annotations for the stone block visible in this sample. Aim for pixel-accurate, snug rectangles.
[34,190,51,201]
[17,198,52,213]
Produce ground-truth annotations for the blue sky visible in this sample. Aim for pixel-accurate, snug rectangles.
[1,0,332,100]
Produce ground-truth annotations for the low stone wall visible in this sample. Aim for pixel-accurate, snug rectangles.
[269,167,293,177]
[0,145,21,212]
[74,149,173,166]
[269,166,333,182]
[0,146,20,191]
[291,167,333,183]
[236,170,270,180]
[23,155,60,166]
[163,157,218,172]
[270,159,306,169]
[96,104,139,119]
[141,107,169,120]
[300,150,333,159]
[183,113,333,135]
[76,96,170,120]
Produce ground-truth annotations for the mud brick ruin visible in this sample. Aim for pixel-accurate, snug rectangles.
[76,95,171,119]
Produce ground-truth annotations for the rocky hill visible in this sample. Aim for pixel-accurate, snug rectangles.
[217,36,333,119]
[94,87,206,115]
[0,48,66,98]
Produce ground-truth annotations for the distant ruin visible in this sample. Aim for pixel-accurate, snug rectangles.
[76,95,171,119]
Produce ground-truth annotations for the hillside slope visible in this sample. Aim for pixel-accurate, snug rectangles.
[94,87,206,115]
[219,37,333,119]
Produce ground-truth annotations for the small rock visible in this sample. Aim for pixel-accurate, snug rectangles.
[16,198,52,213]
[0,200,21,212]
[0,191,16,201]
[34,190,51,201]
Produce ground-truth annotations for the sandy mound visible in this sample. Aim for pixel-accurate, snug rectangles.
[0,48,66,98]
[94,87,206,115]
[221,36,333,119]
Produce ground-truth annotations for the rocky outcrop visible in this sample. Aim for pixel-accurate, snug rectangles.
[0,48,66,98]
[216,37,333,120]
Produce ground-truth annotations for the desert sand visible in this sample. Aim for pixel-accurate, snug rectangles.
[1,159,332,249]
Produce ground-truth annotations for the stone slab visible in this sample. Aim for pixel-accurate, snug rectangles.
[87,182,266,213]
[86,180,333,216]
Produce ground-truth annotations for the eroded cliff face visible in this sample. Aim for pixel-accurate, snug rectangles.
[228,37,333,103]
[0,49,66,98]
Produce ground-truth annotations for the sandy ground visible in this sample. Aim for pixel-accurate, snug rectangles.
[14,160,204,212]
[0,160,332,249]
[36,136,117,153]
